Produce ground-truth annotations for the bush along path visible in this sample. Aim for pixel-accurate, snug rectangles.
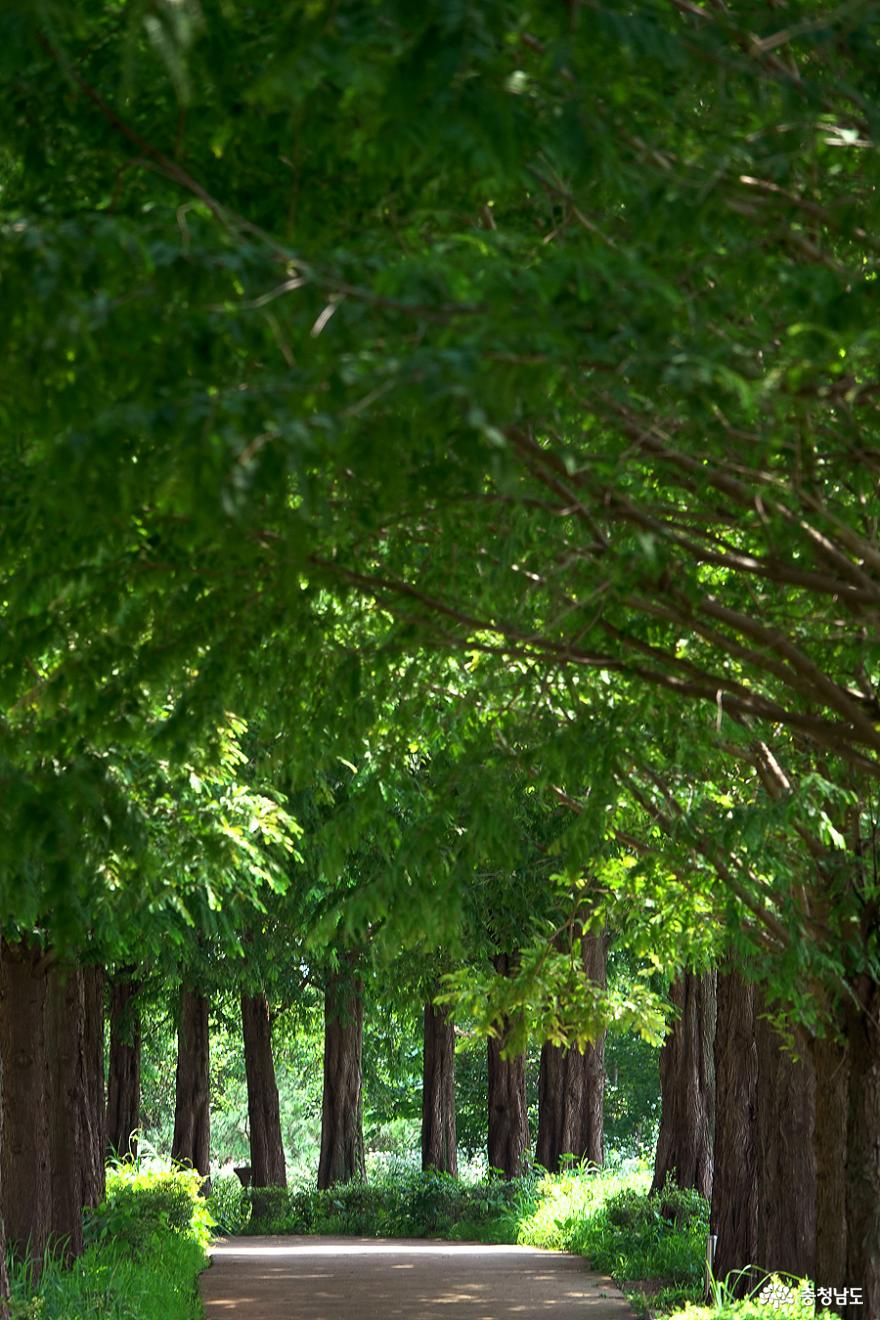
[8,1164,211,1320]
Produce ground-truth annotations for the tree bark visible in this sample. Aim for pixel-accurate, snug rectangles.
[754,1011,816,1280]
[811,1029,849,1299]
[536,930,606,1172]
[0,946,11,1315]
[241,992,287,1188]
[106,977,141,1161]
[843,978,880,1317]
[0,941,51,1269]
[652,970,716,1199]
[80,965,105,1210]
[487,953,529,1180]
[171,988,211,1178]
[421,1000,457,1175]
[710,970,758,1291]
[45,963,88,1258]
[317,967,364,1189]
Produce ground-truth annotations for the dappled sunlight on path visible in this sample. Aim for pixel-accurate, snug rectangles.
[200,1236,636,1319]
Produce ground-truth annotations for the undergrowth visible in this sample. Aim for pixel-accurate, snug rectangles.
[8,1163,210,1319]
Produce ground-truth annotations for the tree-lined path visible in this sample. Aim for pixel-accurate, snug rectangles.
[200,1237,636,1319]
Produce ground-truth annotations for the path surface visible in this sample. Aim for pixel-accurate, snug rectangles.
[200,1235,636,1319]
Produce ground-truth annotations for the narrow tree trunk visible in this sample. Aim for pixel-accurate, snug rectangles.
[710,971,757,1291]
[171,988,211,1178]
[844,978,880,1317]
[106,977,141,1161]
[242,993,287,1188]
[487,953,529,1180]
[421,1000,457,1175]
[754,1011,816,1280]
[317,967,364,1189]
[652,971,716,1199]
[0,941,51,1269]
[536,931,606,1172]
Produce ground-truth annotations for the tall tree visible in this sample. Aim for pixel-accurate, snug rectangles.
[536,928,607,1172]
[487,954,529,1180]
[171,988,211,1179]
[0,943,51,1269]
[421,998,457,1176]
[241,992,287,1188]
[106,976,142,1161]
[651,972,716,1200]
[317,959,365,1189]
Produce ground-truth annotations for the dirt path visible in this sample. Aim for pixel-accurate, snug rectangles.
[200,1235,637,1319]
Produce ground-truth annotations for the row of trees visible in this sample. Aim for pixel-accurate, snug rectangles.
[2,1,879,1315]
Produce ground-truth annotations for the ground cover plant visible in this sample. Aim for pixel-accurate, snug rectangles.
[8,1166,211,1320]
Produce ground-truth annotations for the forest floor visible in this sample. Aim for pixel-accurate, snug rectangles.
[200,1235,638,1318]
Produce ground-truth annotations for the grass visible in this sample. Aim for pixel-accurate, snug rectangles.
[8,1162,211,1320]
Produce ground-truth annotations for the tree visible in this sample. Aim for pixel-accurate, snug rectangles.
[421,998,457,1176]
[241,991,287,1188]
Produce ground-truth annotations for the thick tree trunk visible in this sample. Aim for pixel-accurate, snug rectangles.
[317,968,364,1189]
[0,941,51,1269]
[171,988,211,1178]
[106,977,141,1161]
[536,1039,604,1171]
[536,930,606,1172]
[754,1011,816,1281]
[843,978,880,1317]
[242,993,287,1188]
[487,953,529,1180]
[652,971,716,1199]
[710,971,757,1291]
[421,1000,457,1175]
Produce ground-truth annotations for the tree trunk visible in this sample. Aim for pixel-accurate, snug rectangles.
[317,967,364,1189]
[652,970,716,1199]
[421,1000,457,1175]
[536,930,606,1173]
[106,977,141,1161]
[45,963,87,1258]
[80,965,105,1210]
[0,941,51,1269]
[0,947,11,1315]
[241,992,287,1188]
[754,1011,816,1280]
[487,953,529,1180]
[811,1029,849,1300]
[710,971,757,1291]
[171,988,211,1178]
[843,978,880,1317]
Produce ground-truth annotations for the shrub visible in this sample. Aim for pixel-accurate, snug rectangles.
[206,1173,251,1235]
[84,1163,214,1253]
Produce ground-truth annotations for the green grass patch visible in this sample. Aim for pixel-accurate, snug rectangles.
[9,1163,211,1319]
